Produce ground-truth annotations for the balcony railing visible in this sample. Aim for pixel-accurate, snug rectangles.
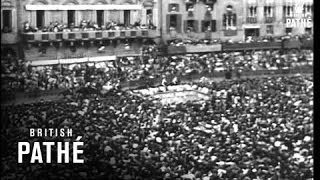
[223,41,282,51]
[22,29,160,43]
[247,17,257,24]
[265,17,275,23]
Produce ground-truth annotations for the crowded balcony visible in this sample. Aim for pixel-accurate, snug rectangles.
[22,20,160,43]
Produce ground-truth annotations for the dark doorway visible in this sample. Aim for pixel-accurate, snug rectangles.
[1,47,17,59]
[67,10,75,26]
[245,28,260,39]
[97,10,104,27]
[305,28,312,35]
[2,10,12,32]
[147,9,153,26]
[285,27,292,34]
[36,10,45,29]
[124,10,130,27]
[170,15,177,28]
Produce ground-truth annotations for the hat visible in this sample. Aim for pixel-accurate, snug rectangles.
[104,146,112,152]
[304,136,311,142]
[156,137,162,143]
[205,124,212,129]
[132,143,139,148]
[274,141,281,147]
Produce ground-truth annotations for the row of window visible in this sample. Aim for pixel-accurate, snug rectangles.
[2,9,154,33]
[248,5,313,17]
[267,26,312,34]
[36,10,137,28]
[167,17,312,35]
[1,8,313,34]
[168,3,313,18]
[169,3,214,12]
[185,20,217,33]
[167,15,217,33]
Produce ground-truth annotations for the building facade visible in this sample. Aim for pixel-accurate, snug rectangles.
[1,0,314,62]
[161,0,313,42]
[1,0,21,60]
[2,0,161,62]
[242,0,313,39]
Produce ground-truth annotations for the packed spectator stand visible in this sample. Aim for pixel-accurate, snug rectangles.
[23,19,157,33]
[1,75,313,179]
[1,33,313,179]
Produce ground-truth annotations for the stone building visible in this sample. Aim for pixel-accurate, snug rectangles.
[1,0,21,60]
[2,0,160,62]
[160,0,313,42]
[1,0,314,62]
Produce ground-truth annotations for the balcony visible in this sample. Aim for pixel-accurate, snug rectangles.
[223,41,282,51]
[265,17,275,23]
[247,17,257,24]
[22,29,160,43]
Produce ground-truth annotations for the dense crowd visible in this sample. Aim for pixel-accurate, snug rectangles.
[23,18,156,33]
[1,74,313,179]
[1,49,313,96]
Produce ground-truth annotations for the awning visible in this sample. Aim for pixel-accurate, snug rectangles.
[25,4,143,11]
[89,56,116,62]
[59,57,89,64]
[185,44,222,53]
[243,25,260,29]
[29,56,117,66]
[30,60,59,66]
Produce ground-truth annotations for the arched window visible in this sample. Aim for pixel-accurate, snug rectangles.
[264,6,273,17]
[283,0,294,17]
[223,5,236,29]
[303,3,313,17]
[247,0,257,17]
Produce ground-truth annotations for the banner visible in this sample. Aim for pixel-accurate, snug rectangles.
[185,44,222,53]
[167,46,187,54]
